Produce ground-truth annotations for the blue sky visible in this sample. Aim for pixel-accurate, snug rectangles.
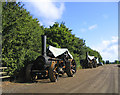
[18,0,118,62]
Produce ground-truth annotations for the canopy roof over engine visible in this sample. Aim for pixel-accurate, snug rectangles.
[96,58,99,63]
[88,55,95,60]
[48,45,73,59]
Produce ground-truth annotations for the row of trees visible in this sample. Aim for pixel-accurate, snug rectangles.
[2,2,102,77]
[104,60,120,64]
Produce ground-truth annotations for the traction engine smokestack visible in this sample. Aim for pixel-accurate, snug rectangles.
[86,52,88,60]
[42,35,47,56]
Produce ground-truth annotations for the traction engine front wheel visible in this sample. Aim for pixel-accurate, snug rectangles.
[49,62,59,82]
[25,64,37,82]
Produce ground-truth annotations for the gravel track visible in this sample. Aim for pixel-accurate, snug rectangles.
[2,64,119,93]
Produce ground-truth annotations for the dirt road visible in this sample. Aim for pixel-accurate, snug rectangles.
[2,64,119,93]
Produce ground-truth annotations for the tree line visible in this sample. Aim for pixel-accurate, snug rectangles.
[2,2,102,77]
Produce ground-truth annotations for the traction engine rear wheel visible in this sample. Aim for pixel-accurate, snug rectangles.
[66,60,76,77]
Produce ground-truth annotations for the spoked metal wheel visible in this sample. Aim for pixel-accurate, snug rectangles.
[89,61,93,68]
[93,62,97,68]
[25,64,37,82]
[49,61,59,82]
[72,59,77,74]
[65,60,77,77]
[93,60,97,68]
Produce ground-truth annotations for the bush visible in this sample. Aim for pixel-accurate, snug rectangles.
[2,2,44,76]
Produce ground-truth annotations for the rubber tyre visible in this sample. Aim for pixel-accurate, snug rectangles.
[49,62,58,82]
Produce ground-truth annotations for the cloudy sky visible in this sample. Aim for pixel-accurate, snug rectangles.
[17,0,118,62]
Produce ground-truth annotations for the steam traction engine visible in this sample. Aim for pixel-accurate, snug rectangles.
[25,35,76,82]
[80,52,97,68]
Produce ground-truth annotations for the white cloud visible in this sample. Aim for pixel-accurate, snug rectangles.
[88,24,97,30]
[22,0,65,27]
[80,24,97,33]
[111,36,118,43]
[33,2,64,20]
[80,28,86,32]
[34,1,65,26]
[91,36,118,62]
[38,21,43,26]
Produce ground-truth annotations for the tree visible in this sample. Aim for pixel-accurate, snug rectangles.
[106,60,109,64]
[2,2,103,77]
[2,2,44,76]
[115,60,119,64]
[45,22,88,68]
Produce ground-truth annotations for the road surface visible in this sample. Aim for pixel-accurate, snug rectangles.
[2,64,119,93]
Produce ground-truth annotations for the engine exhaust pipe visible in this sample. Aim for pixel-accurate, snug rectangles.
[42,35,47,56]
[86,52,88,60]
